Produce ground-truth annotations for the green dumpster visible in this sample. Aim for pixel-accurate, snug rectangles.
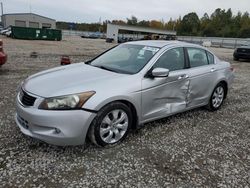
[11,26,62,41]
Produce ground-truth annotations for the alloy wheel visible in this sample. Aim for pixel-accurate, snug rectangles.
[212,86,224,108]
[99,109,129,144]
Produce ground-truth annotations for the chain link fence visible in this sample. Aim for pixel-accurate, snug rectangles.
[62,30,250,49]
[177,36,250,49]
[62,30,95,36]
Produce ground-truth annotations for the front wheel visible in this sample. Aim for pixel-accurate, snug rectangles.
[233,57,239,61]
[206,83,226,111]
[88,102,132,147]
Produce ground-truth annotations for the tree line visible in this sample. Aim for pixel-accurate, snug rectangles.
[56,8,250,38]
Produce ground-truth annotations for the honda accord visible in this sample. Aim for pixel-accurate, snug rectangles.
[15,41,235,146]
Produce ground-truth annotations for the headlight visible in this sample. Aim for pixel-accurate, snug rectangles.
[39,91,95,110]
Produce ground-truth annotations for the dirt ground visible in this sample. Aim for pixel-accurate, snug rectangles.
[0,36,249,187]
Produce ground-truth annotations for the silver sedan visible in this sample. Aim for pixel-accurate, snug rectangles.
[15,41,235,146]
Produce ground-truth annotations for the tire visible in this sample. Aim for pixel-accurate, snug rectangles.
[88,102,132,147]
[206,83,226,111]
[234,57,239,61]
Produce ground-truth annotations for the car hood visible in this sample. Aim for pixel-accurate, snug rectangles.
[23,63,128,98]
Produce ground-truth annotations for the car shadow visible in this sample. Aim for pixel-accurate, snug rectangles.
[19,106,213,155]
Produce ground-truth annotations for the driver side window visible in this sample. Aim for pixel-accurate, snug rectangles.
[153,48,185,71]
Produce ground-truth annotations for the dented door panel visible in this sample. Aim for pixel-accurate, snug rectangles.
[141,70,190,122]
[186,65,217,107]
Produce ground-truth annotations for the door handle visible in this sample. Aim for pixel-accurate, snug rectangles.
[211,68,216,72]
[178,74,189,80]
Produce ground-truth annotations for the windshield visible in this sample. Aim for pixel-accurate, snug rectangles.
[90,44,160,74]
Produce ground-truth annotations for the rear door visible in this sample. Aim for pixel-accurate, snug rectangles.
[141,47,190,122]
[185,47,217,107]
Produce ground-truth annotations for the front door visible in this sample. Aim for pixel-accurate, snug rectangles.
[141,47,190,122]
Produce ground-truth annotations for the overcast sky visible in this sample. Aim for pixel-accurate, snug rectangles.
[3,0,250,23]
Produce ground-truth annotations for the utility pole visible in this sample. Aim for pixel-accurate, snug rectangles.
[1,2,3,16]
[1,2,3,27]
[99,17,102,33]
[29,0,32,13]
[173,23,175,31]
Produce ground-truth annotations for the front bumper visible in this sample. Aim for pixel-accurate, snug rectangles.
[234,52,250,59]
[15,98,96,146]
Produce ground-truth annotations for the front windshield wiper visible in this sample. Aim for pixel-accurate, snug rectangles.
[84,60,92,64]
[91,65,133,75]
[92,65,119,73]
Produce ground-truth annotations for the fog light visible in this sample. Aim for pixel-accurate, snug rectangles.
[54,128,61,134]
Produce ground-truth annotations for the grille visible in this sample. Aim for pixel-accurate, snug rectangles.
[237,48,250,53]
[20,90,36,106]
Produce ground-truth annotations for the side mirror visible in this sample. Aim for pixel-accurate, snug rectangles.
[151,68,170,77]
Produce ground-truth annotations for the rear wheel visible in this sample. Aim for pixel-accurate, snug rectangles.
[207,83,226,111]
[88,102,132,147]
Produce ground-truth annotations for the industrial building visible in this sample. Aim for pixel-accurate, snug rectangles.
[1,13,56,29]
[106,23,176,42]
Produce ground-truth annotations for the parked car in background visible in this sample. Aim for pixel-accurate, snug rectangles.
[88,33,99,39]
[81,32,105,39]
[5,30,12,37]
[106,38,114,43]
[80,34,89,38]
[118,37,134,43]
[234,43,250,60]
[89,32,103,39]
[1,27,11,35]
[118,37,128,43]
[0,40,7,67]
[15,41,234,147]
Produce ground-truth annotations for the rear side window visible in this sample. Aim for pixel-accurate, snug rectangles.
[153,48,185,71]
[187,48,209,68]
[206,51,214,64]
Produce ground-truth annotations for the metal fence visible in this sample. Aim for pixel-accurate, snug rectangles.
[62,30,95,36]
[62,30,250,49]
[62,30,145,39]
[177,36,250,49]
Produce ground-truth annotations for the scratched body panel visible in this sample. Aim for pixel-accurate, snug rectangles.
[186,64,217,107]
[141,69,190,122]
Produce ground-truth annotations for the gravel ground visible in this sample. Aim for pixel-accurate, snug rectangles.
[0,36,249,187]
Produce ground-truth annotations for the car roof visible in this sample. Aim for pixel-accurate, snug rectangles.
[126,40,200,48]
